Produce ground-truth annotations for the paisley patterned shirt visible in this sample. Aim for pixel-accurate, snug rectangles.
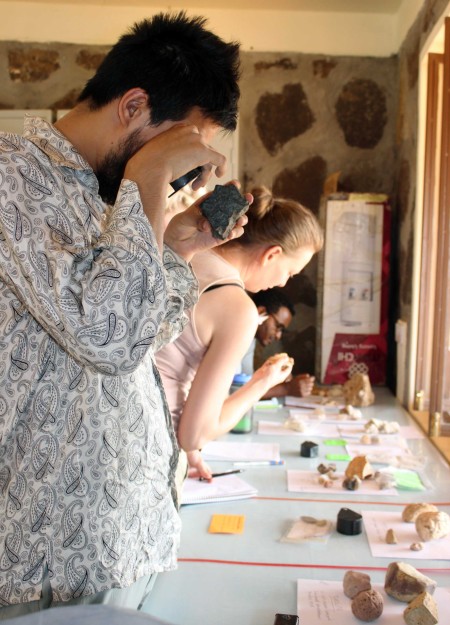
[0,116,197,604]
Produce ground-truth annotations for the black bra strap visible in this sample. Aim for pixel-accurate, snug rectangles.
[203,282,243,293]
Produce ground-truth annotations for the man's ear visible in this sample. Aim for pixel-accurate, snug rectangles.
[118,88,150,128]
[261,245,283,266]
[257,305,267,315]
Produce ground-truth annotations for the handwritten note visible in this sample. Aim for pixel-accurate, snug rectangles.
[209,514,245,534]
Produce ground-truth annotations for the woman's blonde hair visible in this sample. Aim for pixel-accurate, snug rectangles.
[224,186,323,254]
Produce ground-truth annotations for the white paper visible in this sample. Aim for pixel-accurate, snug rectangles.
[181,475,257,505]
[284,396,343,410]
[257,420,340,438]
[297,580,450,625]
[339,423,424,440]
[345,441,410,463]
[289,409,365,425]
[362,509,450,560]
[202,441,280,462]
[287,470,397,496]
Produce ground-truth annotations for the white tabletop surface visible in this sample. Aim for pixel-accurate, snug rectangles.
[143,388,450,625]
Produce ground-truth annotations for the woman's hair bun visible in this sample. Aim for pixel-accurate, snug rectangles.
[249,185,274,218]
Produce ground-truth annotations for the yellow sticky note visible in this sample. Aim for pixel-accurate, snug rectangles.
[208,514,245,534]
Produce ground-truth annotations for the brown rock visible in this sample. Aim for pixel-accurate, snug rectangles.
[415,510,450,542]
[345,455,374,480]
[343,570,371,598]
[351,589,384,622]
[384,562,437,602]
[402,503,438,523]
[403,591,439,625]
[386,529,397,544]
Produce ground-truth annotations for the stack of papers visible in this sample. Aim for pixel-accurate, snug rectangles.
[181,475,257,505]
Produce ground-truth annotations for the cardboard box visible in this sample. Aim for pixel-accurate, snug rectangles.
[316,194,390,385]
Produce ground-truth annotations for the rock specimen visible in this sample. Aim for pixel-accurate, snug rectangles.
[410,543,423,551]
[343,570,371,598]
[200,184,249,239]
[300,440,319,457]
[351,589,384,622]
[284,416,306,432]
[402,503,439,523]
[403,591,439,625]
[339,404,362,420]
[384,562,437,602]
[385,529,397,544]
[343,373,375,407]
[336,507,363,535]
[342,476,361,491]
[364,418,400,434]
[415,510,450,541]
[345,455,374,480]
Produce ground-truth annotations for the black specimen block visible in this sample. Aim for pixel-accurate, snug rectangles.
[300,441,319,457]
[200,185,249,239]
[336,507,363,535]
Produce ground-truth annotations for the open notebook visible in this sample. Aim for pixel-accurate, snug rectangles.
[181,474,258,505]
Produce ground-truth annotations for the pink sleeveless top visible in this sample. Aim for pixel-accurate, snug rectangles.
[156,250,244,432]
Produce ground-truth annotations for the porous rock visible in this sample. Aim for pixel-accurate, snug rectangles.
[415,510,450,542]
[343,570,371,598]
[343,373,375,407]
[403,591,439,625]
[351,589,384,622]
[384,562,436,602]
[402,504,439,523]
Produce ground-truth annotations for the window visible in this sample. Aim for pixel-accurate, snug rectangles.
[412,17,450,437]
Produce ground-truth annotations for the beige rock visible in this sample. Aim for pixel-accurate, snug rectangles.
[343,571,371,598]
[384,562,437,602]
[345,455,374,480]
[402,503,439,523]
[351,589,384,622]
[415,510,450,541]
[410,543,423,551]
[403,591,439,625]
[386,529,397,544]
[343,373,375,407]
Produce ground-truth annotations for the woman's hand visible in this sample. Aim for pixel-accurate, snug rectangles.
[186,449,213,481]
[252,353,294,391]
[164,182,251,263]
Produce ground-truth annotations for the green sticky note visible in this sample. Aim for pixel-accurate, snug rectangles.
[323,439,347,446]
[393,470,425,491]
[326,453,351,461]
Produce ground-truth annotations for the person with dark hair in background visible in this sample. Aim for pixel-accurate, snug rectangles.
[0,12,246,617]
[241,288,315,398]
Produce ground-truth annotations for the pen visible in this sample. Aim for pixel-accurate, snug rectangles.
[198,469,243,481]
[233,460,285,466]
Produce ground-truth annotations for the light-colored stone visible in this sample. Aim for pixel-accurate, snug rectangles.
[415,510,450,542]
[343,373,375,407]
[402,504,439,523]
[384,562,436,602]
[410,542,423,551]
[403,591,439,625]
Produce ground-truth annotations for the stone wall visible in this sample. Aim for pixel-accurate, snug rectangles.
[240,52,399,378]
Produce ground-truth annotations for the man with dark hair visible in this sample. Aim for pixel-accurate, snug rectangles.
[241,288,314,398]
[0,12,244,617]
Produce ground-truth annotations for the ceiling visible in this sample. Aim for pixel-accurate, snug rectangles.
[10,0,406,14]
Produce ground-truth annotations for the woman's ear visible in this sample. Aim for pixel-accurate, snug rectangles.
[118,88,150,128]
[261,245,283,266]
